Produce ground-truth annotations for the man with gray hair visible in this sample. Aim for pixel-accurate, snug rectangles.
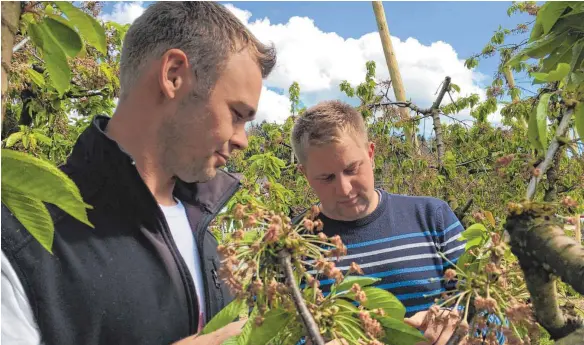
[1,2,275,345]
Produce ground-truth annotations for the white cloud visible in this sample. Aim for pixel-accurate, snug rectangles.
[224,3,490,125]
[488,104,505,126]
[100,1,145,25]
[256,87,291,124]
[100,2,492,128]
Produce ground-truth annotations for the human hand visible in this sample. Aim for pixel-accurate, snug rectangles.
[404,307,468,345]
[172,320,246,345]
[325,339,348,345]
[304,338,348,345]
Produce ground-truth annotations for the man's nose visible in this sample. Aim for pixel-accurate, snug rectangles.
[336,175,352,196]
[230,126,249,151]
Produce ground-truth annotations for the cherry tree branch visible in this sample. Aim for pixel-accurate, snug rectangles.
[526,108,573,200]
[279,250,325,345]
[431,76,451,167]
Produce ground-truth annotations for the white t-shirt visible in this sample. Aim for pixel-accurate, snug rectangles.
[159,200,206,328]
[1,200,205,344]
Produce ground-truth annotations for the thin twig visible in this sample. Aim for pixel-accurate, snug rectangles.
[12,37,30,53]
[278,250,325,345]
[440,113,474,129]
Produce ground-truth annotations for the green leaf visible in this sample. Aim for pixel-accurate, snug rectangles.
[459,223,486,249]
[376,316,428,345]
[1,184,55,253]
[534,63,571,82]
[539,2,570,35]
[44,17,82,57]
[335,276,380,293]
[247,308,291,345]
[334,298,360,314]
[523,32,565,59]
[236,307,258,345]
[202,299,247,334]
[536,93,551,150]
[457,251,479,274]
[542,44,573,73]
[570,39,584,73]
[30,136,37,150]
[222,337,239,345]
[1,149,93,227]
[575,102,584,144]
[5,132,24,148]
[55,2,107,55]
[27,22,71,95]
[528,106,542,150]
[109,21,129,41]
[529,21,544,42]
[22,135,30,149]
[27,69,45,87]
[345,287,406,319]
[450,83,460,93]
[334,315,367,344]
[32,131,52,145]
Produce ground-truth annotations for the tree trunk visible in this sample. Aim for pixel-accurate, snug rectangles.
[1,1,21,122]
[371,1,418,152]
[506,210,584,341]
[431,76,451,168]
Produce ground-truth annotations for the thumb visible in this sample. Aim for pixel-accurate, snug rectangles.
[213,319,247,343]
[404,311,427,329]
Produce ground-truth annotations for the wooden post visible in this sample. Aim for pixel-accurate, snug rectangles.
[372,1,417,151]
[1,1,22,122]
[503,65,527,128]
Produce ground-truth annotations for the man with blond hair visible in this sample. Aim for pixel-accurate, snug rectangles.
[291,100,467,345]
[2,2,275,345]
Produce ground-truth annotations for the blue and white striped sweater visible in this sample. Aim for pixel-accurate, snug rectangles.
[311,191,466,317]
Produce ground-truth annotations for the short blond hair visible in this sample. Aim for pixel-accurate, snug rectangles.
[291,100,368,165]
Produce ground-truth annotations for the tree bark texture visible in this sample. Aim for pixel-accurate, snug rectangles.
[544,149,563,202]
[431,76,451,168]
[1,1,22,121]
[505,210,584,340]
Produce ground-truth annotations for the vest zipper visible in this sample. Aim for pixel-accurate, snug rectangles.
[196,180,241,322]
[131,163,198,335]
[155,205,199,335]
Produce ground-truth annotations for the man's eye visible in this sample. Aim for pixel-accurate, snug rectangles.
[321,175,334,182]
[346,166,359,175]
[232,110,244,120]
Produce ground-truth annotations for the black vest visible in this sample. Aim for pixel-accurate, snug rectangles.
[1,116,239,345]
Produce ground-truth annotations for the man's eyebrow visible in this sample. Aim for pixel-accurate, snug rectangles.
[345,161,359,169]
[233,101,256,119]
[317,172,334,179]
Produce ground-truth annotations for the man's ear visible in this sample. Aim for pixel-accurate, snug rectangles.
[159,49,191,100]
[298,164,306,176]
[367,141,376,161]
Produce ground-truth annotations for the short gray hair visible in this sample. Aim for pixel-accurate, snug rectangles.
[119,1,276,100]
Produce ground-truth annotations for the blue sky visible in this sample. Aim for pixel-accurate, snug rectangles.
[217,1,533,84]
[99,1,538,127]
